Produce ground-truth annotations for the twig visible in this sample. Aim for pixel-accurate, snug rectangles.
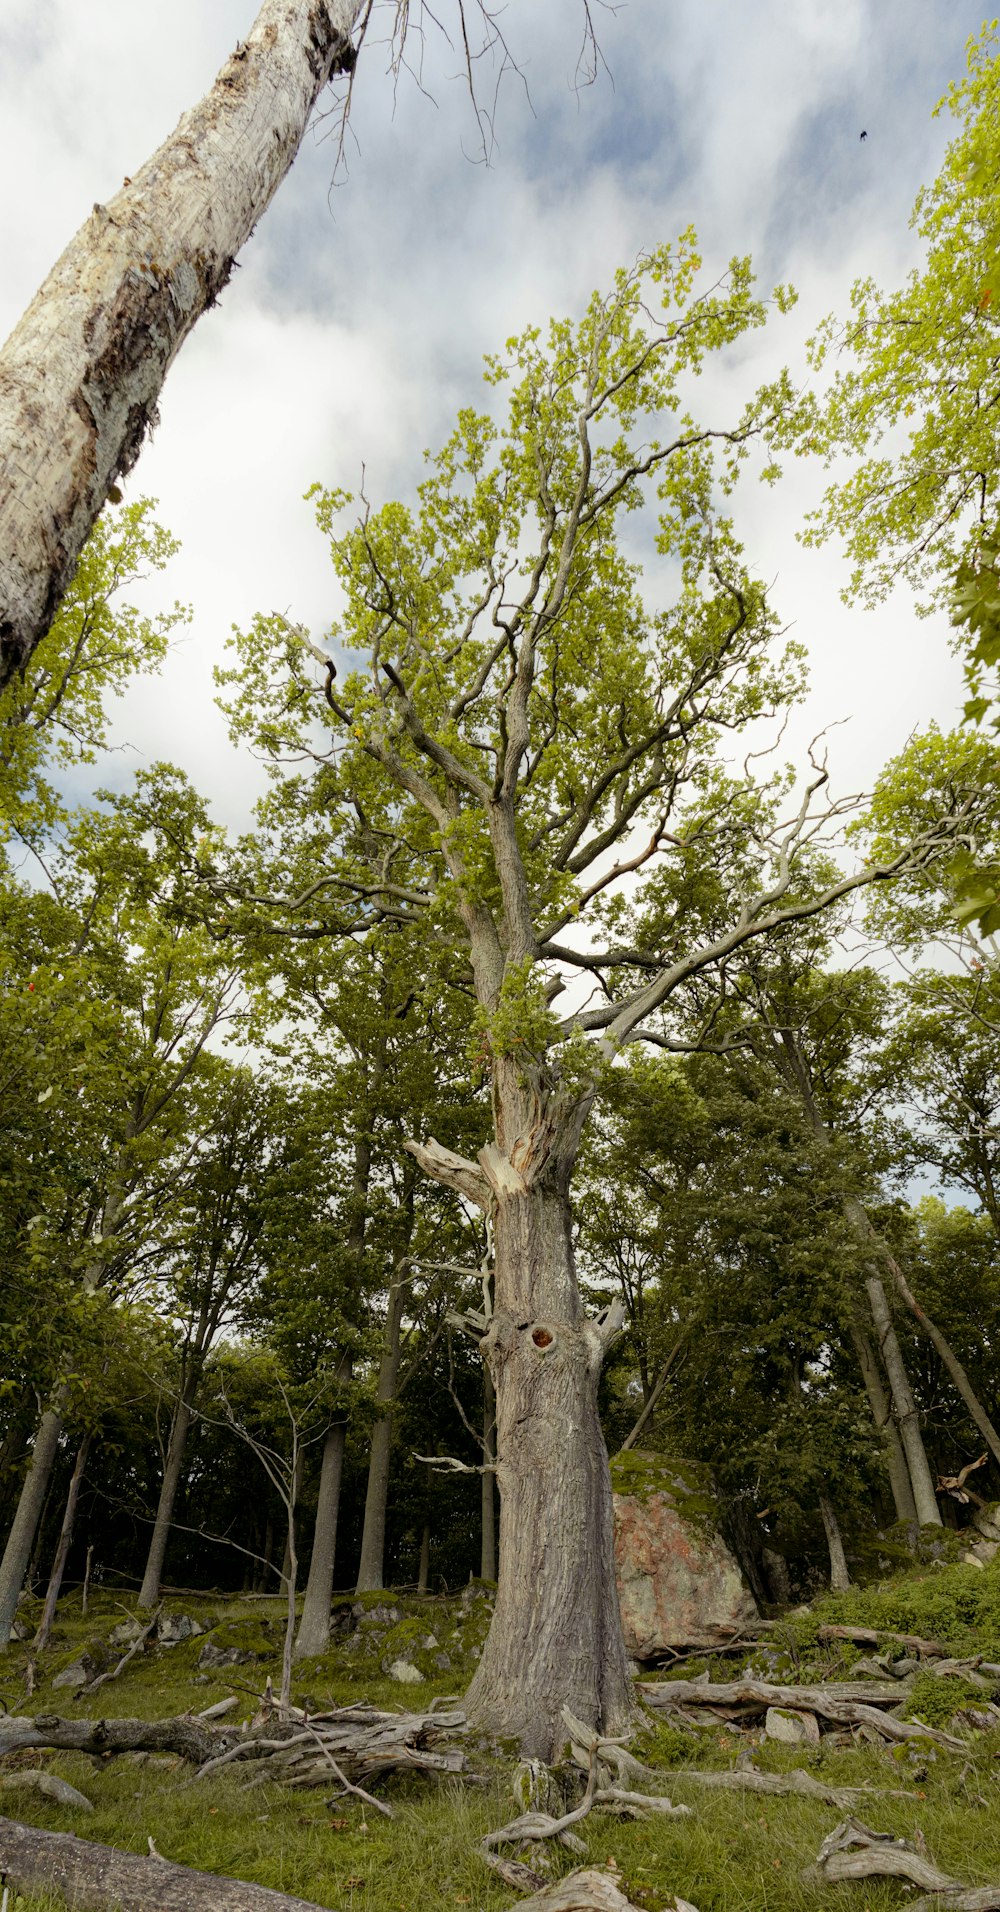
[301,1720,394,1819]
[82,1605,161,1694]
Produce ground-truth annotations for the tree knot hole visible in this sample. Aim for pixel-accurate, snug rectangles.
[531,1327,554,1350]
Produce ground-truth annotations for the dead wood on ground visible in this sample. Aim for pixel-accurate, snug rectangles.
[807,1816,1000,1910]
[0,1814,333,1910]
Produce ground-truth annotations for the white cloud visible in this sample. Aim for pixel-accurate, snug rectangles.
[0,0,984,834]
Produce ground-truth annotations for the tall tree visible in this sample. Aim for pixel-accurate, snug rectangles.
[217,249,966,1755]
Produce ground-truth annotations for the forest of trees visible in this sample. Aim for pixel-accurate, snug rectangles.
[2,7,1000,1768]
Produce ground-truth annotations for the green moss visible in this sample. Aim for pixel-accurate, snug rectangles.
[609,1448,719,1532]
[902,1670,991,1727]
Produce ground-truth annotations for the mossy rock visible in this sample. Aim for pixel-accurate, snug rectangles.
[380,1615,451,1677]
[610,1448,720,1533]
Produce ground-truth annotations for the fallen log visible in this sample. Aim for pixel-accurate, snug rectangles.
[642,1676,912,1709]
[0,1704,467,1789]
[0,1815,332,1911]
[642,1677,968,1751]
[807,1816,1000,1910]
[817,1625,1000,1675]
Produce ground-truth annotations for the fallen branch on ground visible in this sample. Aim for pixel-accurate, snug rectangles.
[641,1677,968,1750]
[81,1606,162,1696]
[0,1815,332,1911]
[816,1625,1000,1674]
[0,1771,93,1812]
[500,1865,672,1911]
[0,1704,467,1792]
[807,1816,1000,1909]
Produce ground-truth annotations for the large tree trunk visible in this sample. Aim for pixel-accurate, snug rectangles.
[0,0,359,688]
[466,1174,637,1758]
[408,1065,637,1760]
[34,1432,92,1653]
[294,1415,347,1658]
[0,1405,64,1647]
[138,1375,199,1609]
[865,1276,941,1527]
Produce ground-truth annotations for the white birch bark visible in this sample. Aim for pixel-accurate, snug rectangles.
[0,0,359,686]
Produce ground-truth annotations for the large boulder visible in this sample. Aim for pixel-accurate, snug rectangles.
[611,1449,757,1659]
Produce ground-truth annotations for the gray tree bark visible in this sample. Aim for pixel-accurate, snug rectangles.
[0,1814,327,1912]
[848,1321,918,1527]
[294,1417,347,1657]
[865,1275,941,1527]
[409,1060,638,1760]
[0,0,359,688]
[137,1379,198,1609]
[480,1365,497,1582]
[818,1489,851,1591]
[417,1521,431,1595]
[34,1432,92,1653]
[0,1407,64,1647]
[355,1274,407,1594]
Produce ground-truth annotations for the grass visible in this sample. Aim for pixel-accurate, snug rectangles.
[1,1566,1000,1911]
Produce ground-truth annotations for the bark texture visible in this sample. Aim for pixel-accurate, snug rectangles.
[0,0,359,687]
[355,1277,406,1593]
[0,1405,64,1647]
[0,1814,327,1912]
[848,1321,918,1526]
[294,1417,346,1657]
[35,1433,91,1652]
[138,1386,196,1609]
[865,1275,941,1527]
[452,1078,637,1760]
[481,1365,497,1582]
[818,1489,851,1591]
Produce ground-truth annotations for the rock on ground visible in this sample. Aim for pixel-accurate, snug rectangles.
[612,1450,757,1659]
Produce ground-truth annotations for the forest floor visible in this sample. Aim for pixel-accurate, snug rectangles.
[2,1556,1000,1912]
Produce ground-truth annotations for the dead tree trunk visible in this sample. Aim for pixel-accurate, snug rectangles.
[0,0,359,688]
[408,1069,638,1760]
[34,1433,92,1652]
[0,1814,328,1912]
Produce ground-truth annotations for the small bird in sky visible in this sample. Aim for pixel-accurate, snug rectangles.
[860,129,868,140]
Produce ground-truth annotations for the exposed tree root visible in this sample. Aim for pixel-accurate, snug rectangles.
[807,1816,1000,1909]
[672,1766,917,1809]
[0,1770,94,1811]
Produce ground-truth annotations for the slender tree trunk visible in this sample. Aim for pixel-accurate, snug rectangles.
[771,1031,942,1527]
[0,1384,35,1532]
[818,1489,851,1591]
[294,1417,347,1658]
[137,1376,198,1609]
[876,1235,1000,1469]
[865,1276,941,1527]
[34,1433,92,1652]
[417,1522,431,1595]
[0,1405,64,1646]
[0,0,360,687]
[480,1366,496,1583]
[848,1321,918,1526]
[280,1447,304,1592]
[355,1277,406,1593]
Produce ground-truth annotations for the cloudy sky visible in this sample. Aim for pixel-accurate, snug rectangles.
[0,0,985,831]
